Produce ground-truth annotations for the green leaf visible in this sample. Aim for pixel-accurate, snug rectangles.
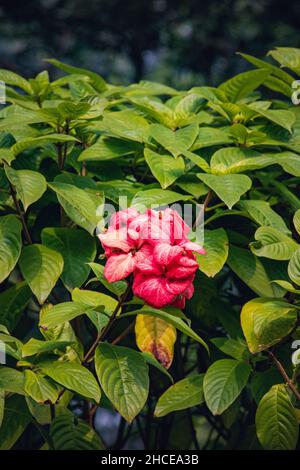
[256,384,299,450]
[254,108,295,132]
[0,69,32,93]
[99,110,149,143]
[250,226,298,260]
[48,182,103,234]
[39,301,92,328]
[239,200,290,233]
[78,137,139,162]
[41,227,96,291]
[39,361,101,403]
[46,58,107,92]
[50,413,105,450]
[203,359,251,415]
[19,244,64,304]
[149,123,198,157]
[131,188,191,210]
[198,228,228,277]
[122,306,208,352]
[219,69,270,102]
[191,127,232,150]
[24,370,59,404]
[288,247,300,286]
[293,209,300,235]
[210,147,275,175]
[227,245,276,297]
[71,288,118,331]
[0,215,22,283]
[0,282,31,330]
[4,166,47,211]
[197,173,252,209]
[140,352,173,384]
[238,52,293,85]
[241,297,298,353]
[95,343,149,423]
[211,338,248,361]
[154,374,204,417]
[144,148,184,189]
[268,47,300,74]
[11,134,78,156]
[0,396,31,450]
[22,338,73,357]
[0,367,25,395]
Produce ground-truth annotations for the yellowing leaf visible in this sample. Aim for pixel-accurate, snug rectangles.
[135,314,176,369]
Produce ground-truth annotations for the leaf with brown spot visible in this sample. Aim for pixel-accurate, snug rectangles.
[135,314,176,369]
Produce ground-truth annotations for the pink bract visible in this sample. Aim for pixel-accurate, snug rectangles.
[97,208,205,307]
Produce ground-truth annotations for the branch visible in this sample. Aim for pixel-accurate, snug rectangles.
[267,350,300,401]
[192,190,212,231]
[82,283,131,364]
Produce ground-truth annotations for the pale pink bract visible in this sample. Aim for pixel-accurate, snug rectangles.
[98,208,205,308]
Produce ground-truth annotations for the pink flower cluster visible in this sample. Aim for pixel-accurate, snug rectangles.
[98,208,205,309]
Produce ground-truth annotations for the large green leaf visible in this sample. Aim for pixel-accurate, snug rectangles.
[95,343,149,423]
[0,69,32,93]
[0,367,25,395]
[203,359,251,415]
[0,396,31,450]
[50,413,105,450]
[0,215,22,283]
[198,228,228,277]
[219,69,270,102]
[39,361,101,403]
[268,47,300,75]
[41,227,96,291]
[241,297,298,353]
[197,173,252,209]
[5,166,47,211]
[46,58,107,92]
[48,182,103,234]
[288,248,300,286]
[239,200,290,233]
[144,148,185,189]
[210,147,274,175]
[154,374,204,417]
[22,338,73,357]
[39,301,93,328]
[131,188,191,210]
[227,245,276,297]
[254,108,295,132]
[256,384,299,450]
[11,134,78,156]
[71,288,118,331]
[0,282,31,330]
[24,370,59,404]
[149,123,198,157]
[78,137,139,162]
[19,244,64,304]
[99,110,149,142]
[250,226,298,260]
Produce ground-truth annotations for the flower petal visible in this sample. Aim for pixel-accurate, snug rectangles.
[133,273,175,308]
[181,241,206,255]
[98,227,133,253]
[104,252,136,282]
[153,243,183,266]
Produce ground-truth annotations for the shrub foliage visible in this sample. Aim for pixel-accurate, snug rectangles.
[1,47,300,450]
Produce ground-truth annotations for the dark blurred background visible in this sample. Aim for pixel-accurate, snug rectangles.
[0,0,299,87]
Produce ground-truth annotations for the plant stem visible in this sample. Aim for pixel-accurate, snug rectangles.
[192,190,212,230]
[9,181,32,244]
[82,283,131,364]
[267,350,300,401]
[112,321,134,345]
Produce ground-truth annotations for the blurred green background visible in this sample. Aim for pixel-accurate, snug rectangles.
[0,0,299,87]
